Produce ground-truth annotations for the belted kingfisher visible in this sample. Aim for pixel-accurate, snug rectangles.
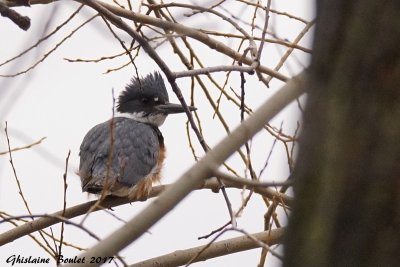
[78,72,196,200]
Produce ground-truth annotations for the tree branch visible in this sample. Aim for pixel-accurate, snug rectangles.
[0,2,30,30]
[0,178,293,247]
[130,228,285,267]
[0,137,46,155]
[59,0,287,82]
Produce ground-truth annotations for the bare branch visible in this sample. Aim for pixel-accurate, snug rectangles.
[4,122,57,257]
[0,2,30,30]
[265,19,315,83]
[0,177,293,247]
[0,136,46,155]
[0,14,97,77]
[0,4,84,68]
[129,228,285,267]
[58,150,71,257]
[174,65,256,78]
[214,170,292,188]
[77,0,288,81]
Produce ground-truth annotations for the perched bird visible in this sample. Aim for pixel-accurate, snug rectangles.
[78,72,196,200]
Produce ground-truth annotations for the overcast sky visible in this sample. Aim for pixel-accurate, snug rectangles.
[0,1,314,266]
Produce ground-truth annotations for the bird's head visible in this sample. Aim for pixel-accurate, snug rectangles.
[117,72,196,126]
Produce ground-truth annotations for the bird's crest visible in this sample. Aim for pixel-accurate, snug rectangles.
[118,72,169,111]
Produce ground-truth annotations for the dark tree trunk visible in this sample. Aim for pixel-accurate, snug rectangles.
[284,1,400,267]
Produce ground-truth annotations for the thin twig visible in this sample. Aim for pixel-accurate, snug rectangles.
[4,122,57,257]
[0,136,46,155]
[265,19,315,83]
[0,212,58,256]
[101,15,139,75]
[236,0,310,24]
[76,0,288,81]
[0,14,98,77]
[1,214,101,241]
[5,123,35,217]
[231,228,283,260]
[58,150,71,257]
[0,4,84,68]
[201,30,312,53]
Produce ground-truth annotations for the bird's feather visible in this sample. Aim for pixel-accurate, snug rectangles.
[79,117,160,194]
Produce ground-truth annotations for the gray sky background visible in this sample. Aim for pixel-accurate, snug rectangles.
[0,1,314,266]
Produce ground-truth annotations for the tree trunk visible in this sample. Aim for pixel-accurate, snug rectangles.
[284,1,400,266]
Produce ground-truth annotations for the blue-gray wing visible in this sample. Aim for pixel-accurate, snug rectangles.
[79,117,160,192]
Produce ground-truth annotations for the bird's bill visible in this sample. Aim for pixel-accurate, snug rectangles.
[156,103,197,114]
